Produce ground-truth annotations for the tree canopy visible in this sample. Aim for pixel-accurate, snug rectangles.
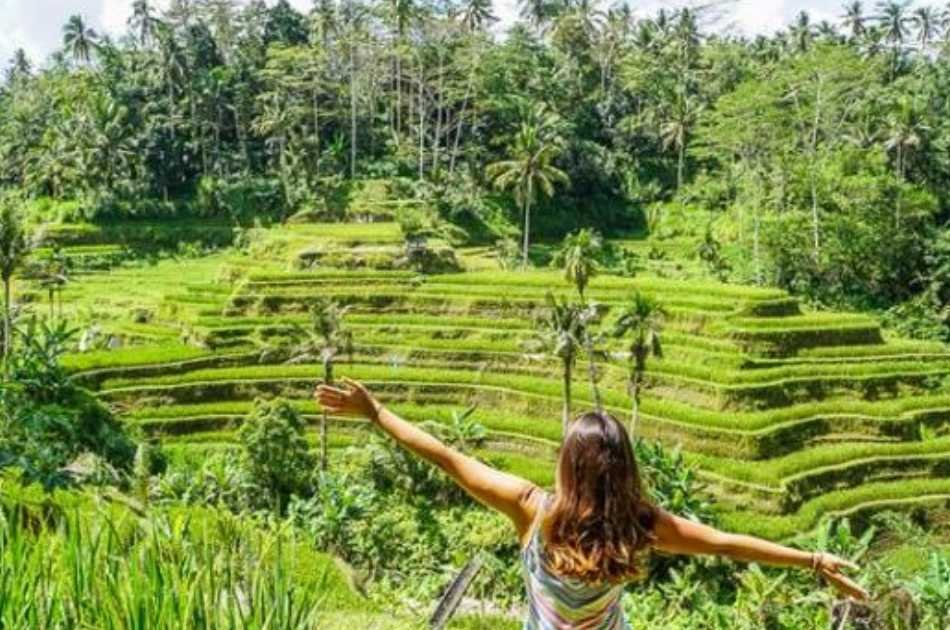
[2,1,950,313]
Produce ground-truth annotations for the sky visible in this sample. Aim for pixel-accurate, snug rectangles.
[0,0,883,72]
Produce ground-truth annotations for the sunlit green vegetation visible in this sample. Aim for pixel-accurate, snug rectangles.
[4,0,950,626]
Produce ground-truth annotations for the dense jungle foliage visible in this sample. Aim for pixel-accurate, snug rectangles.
[3,0,950,324]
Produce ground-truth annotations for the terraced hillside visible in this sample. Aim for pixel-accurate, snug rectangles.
[27,219,950,540]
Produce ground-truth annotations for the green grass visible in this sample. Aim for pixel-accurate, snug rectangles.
[725,312,878,330]
[96,361,950,429]
[248,222,404,253]
[719,478,950,539]
[63,345,219,373]
[0,485,370,627]
[691,436,950,487]
[428,270,786,300]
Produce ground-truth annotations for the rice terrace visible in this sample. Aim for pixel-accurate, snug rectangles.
[2,0,950,628]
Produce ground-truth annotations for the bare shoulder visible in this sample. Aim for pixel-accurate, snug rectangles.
[516,485,548,547]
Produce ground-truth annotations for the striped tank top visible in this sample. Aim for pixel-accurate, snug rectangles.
[521,496,630,630]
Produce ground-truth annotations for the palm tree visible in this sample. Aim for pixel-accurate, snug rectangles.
[460,0,497,31]
[885,97,928,182]
[520,0,555,31]
[790,11,814,52]
[673,7,700,58]
[290,299,354,470]
[39,245,70,321]
[841,1,867,39]
[5,49,31,84]
[312,0,338,46]
[612,292,665,436]
[817,20,840,42]
[129,0,161,46]
[579,302,605,412]
[877,0,911,71]
[660,91,697,191]
[0,204,29,376]
[487,104,569,270]
[912,6,940,47]
[340,0,367,179]
[388,0,417,135]
[62,14,99,65]
[525,293,586,438]
[877,0,911,42]
[552,228,602,299]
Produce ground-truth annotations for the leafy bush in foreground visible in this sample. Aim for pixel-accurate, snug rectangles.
[238,397,316,511]
[0,319,135,489]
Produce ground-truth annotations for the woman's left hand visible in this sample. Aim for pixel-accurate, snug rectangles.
[315,377,382,422]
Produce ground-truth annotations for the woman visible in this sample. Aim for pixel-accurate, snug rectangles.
[316,378,868,629]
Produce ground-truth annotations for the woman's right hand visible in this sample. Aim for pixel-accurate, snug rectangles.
[316,377,382,422]
[814,553,869,601]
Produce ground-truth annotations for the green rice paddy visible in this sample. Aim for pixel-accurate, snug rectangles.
[30,219,950,539]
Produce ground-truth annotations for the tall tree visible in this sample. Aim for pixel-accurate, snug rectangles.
[877,0,911,74]
[885,95,929,229]
[290,299,354,471]
[877,0,911,45]
[841,1,867,39]
[62,14,99,65]
[912,6,940,46]
[661,90,698,191]
[487,104,569,270]
[129,0,161,46]
[460,0,497,32]
[526,293,586,437]
[339,0,367,179]
[552,228,602,299]
[790,11,815,52]
[612,292,664,436]
[264,0,309,45]
[4,49,31,85]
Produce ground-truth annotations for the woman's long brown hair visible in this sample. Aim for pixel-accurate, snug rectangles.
[541,411,657,584]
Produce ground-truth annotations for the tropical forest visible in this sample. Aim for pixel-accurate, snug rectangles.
[1,0,949,627]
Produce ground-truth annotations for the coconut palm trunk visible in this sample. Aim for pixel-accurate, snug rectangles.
[629,380,639,436]
[677,141,685,190]
[586,334,602,412]
[630,350,647,436]
[349,43,357,179]
[562,358,572,436]
[522,196,532,270]
[2,278,10,375]
[322,357,333,471]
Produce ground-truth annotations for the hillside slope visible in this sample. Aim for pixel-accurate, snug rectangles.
[25,217,950,539]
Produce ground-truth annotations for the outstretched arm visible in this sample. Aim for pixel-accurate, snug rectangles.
[653,509,868,600]
[316,378,541,540]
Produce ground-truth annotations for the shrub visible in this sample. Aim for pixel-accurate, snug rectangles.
[882,294,949,343]
[0,318,135,490]
[238,397,316,510]
[908,552,950,628]
[395,243,462,274]
[494,238,521,270]
[196,176,288,223]
[288,471,374,557]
